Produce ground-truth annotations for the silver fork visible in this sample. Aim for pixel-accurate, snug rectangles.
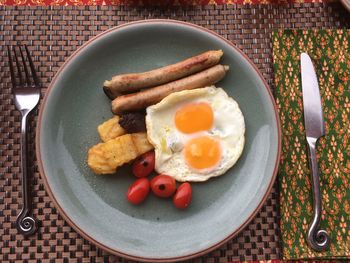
[8,45,40,236]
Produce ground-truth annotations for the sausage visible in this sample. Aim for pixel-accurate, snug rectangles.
[111,64,229,114]
[103,50,223,99]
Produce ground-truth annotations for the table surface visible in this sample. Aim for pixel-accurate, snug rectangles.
[0,0,333,6]
[0,4,349,263]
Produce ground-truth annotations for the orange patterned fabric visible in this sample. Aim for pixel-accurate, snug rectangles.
[1,0,326,5]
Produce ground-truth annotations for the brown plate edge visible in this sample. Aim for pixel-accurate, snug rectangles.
[340,0,350,12]
[35,19,282,263]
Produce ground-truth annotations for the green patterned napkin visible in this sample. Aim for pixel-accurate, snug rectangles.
[273,30,350,260]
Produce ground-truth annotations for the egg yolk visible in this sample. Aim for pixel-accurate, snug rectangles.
[184,136,221,170]
[175,102,213,134]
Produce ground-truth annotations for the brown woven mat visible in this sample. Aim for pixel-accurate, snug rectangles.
[0,4,349,262]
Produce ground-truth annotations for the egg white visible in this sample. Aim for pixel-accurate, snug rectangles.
[146,86,245,182]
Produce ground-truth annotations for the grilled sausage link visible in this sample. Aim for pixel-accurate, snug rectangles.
[111,64,229,114]
[103,50,223,99]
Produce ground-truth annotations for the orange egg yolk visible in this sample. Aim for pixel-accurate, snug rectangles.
[184,136,221,170]
[175,102,214,134]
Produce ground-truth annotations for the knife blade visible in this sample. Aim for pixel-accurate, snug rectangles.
[300,52,330,251]
[300,53,325,139]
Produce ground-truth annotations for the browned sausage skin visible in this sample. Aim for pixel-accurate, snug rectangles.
[111,64,229,114]
[103,50,223,99]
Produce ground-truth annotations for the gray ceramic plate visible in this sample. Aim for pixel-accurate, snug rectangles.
[36,20,281,262]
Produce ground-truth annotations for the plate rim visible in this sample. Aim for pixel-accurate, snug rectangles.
[36,19,282,262]
[340,0,350,12]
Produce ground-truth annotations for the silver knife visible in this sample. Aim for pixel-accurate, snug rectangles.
[300,53,330,251]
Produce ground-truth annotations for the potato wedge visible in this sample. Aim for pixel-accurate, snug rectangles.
[98,116,126,142]
[87,133,154,174]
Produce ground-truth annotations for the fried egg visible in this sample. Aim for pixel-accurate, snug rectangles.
[146,86,245,182]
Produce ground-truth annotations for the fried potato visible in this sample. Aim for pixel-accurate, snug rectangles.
[88,133,154,174]
[98,116,126,142]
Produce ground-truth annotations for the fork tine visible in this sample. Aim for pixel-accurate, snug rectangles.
[19,45,31,87]
[7,46,17,89]
[13,46,24,86]
[24,45,39,87]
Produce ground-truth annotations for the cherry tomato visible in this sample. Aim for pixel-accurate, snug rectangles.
[127,178,150,205]
[173,182,192,209]
[132,151,155,178]
[150,174,176,198]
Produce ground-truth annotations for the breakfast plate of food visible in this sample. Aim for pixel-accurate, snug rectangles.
[36,20,281,262]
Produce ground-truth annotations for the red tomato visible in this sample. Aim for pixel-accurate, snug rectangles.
[173,182,192,209]
[127,178,150,205]
[150,174,176,198]
[132,151,155,178]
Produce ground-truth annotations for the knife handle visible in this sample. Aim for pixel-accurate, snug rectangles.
[306,137,330,251]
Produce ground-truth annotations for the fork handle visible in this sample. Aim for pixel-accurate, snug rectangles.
[306,137,329,251]
[16,112,38,236]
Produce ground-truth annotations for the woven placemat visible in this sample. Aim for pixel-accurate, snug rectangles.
[0,4,349,262]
